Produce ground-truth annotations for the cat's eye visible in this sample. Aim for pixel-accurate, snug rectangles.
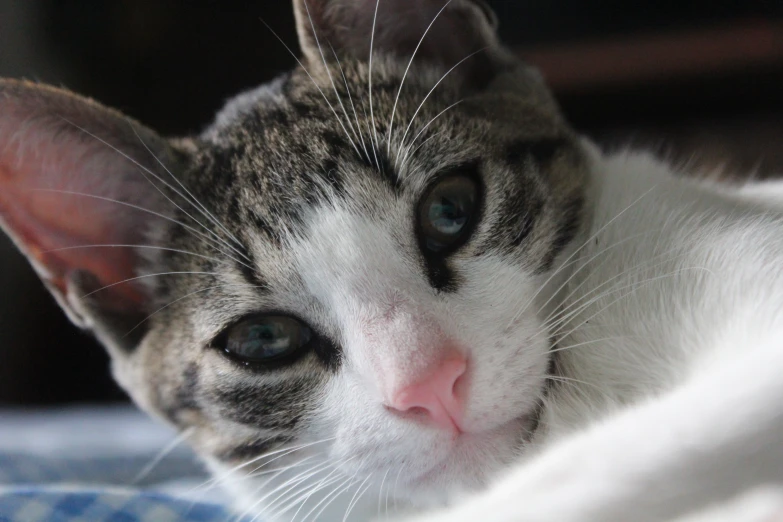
[418,173,480,254]
[216,315,312,365]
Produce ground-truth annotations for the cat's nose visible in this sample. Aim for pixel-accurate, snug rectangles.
[385,354,468,433]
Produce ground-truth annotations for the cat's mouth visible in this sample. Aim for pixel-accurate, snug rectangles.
[400,367,550,496]
[405,406,541,493]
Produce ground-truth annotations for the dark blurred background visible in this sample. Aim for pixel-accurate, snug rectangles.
[0,0,781,405]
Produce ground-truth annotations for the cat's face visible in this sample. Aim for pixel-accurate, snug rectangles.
[0,0,587,516]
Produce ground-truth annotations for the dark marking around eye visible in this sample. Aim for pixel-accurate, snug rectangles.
[424,259,459,293]
[506,137,568,166]
[313,336,342,373]
[416,166,482,292]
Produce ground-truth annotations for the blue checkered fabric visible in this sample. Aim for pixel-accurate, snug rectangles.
[0,452,250,521]
[0,453,205,487]
[0,487,249,522]
[0,407,260,521]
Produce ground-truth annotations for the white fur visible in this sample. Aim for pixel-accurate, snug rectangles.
[396,141,783,521]
[222,139,783,521]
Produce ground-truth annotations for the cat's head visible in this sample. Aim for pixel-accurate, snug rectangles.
[0,0,587,516]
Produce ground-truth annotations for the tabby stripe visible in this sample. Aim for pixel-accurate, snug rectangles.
[213,378,316,430]
[217,434,293,462]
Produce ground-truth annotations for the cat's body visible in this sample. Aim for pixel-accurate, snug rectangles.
[1,1,782,521]
[499,147,783,521]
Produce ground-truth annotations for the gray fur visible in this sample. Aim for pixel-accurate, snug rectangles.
[0,0,590,514]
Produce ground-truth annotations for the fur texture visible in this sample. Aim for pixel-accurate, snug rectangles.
[1,1,782,521]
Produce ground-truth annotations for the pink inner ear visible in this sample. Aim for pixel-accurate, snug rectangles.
[0,161,146,307]
[0,81,171,311]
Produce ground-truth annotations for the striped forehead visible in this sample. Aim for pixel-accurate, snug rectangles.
[199,126,466,252]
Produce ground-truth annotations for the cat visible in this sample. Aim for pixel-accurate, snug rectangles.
[1,0,783,521]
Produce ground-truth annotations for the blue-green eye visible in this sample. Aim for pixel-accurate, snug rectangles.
[419,174,479,253]
[219,315,312,364]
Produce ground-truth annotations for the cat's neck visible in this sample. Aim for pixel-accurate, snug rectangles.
[533,142,713,446]
[532,140,783,451]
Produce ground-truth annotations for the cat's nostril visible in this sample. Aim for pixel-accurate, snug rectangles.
[406,406,430,417]
[385,355,468,433]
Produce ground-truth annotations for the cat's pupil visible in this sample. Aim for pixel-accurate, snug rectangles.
[223,316,312,363]
[429,197,467,235]
[419,174,479,254]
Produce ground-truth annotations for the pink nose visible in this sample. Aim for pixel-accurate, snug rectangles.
[385,355,468,432]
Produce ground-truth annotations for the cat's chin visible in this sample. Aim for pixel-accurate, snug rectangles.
[399,412,536,506]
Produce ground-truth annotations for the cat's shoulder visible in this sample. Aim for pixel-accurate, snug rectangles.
[581,138,783,212]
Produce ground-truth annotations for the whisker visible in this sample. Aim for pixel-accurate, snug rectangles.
[82,271,217,298]
[397,48,486,164]
[246,459,333,520]
[330,42,371,163]
[31,188,254,270]
[377,468,390,519]
[344,475,373,522]
[311,478,363,522]
[268,465,346,520]
[361,102,382,170]
[548,335,641,355]
[290,463,349,522]
[131,427,194,485]
[551,267,714,343]
[182,435,285,519]
[533,229,661,324]
[300,476,355,522]
[544,375,597,402]
[258,18,362,159]
[196,437,336,495]
[215,442,337,522]
[301,2,363,153]
[130,125,246,251]
[235,461,314,522]
[45,243,227,266]
[245,460,320,481]
[540,246,696,336]
[399,129,445,175]
[544,374,603,392]
[123,282,265,337]
[386,0,454,154]
[59,118,252,264]
[506,186,659,331]
[134,165,253,265]
[276,466,351,521]
[391,467,403,516]
[399,100,463,172]
[538,245,687,335]
[367,0,382,165]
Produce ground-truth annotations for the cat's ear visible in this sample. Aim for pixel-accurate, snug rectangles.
[293,0,510,82]
[0,79,184,352]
